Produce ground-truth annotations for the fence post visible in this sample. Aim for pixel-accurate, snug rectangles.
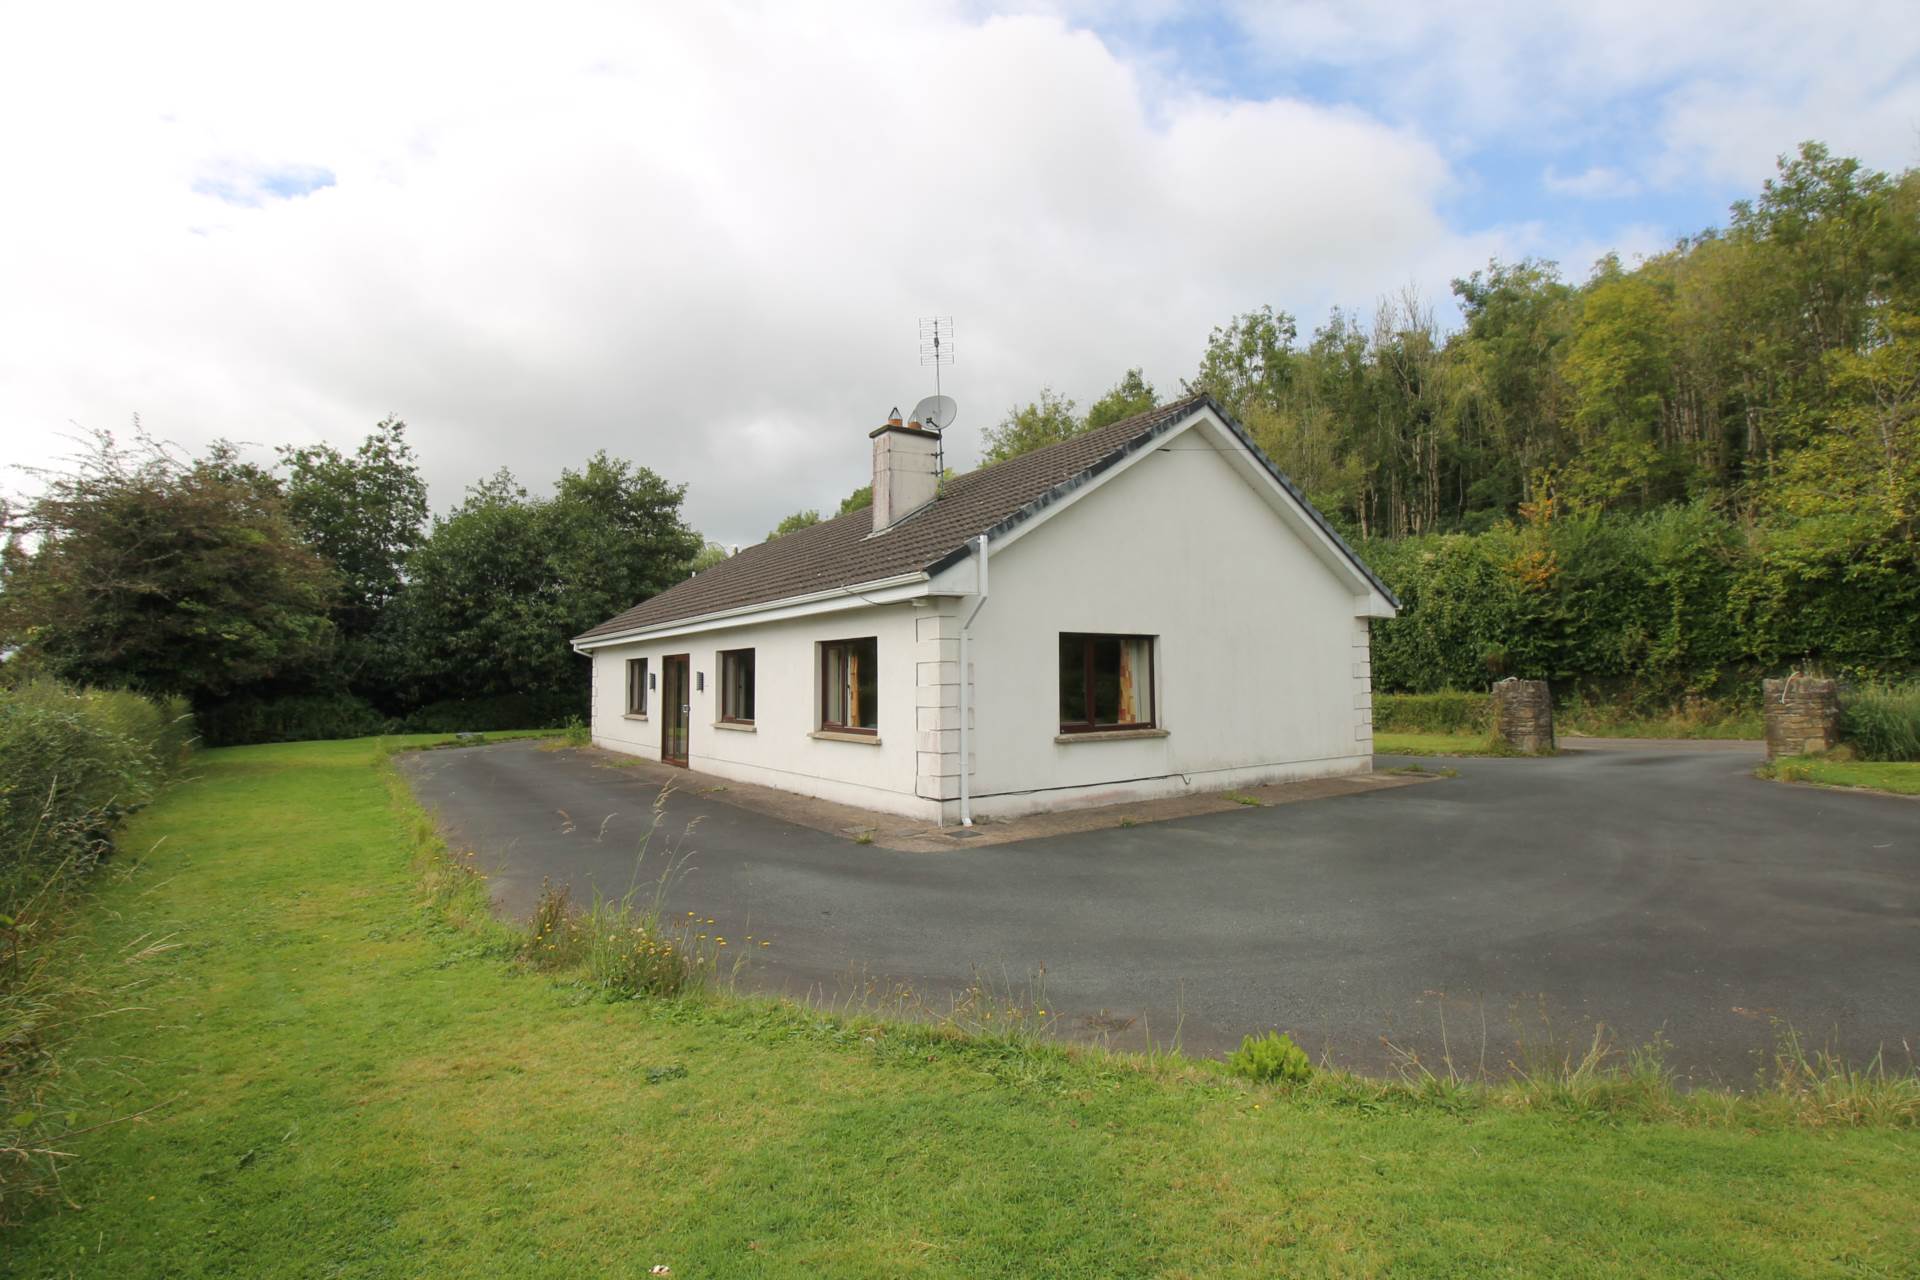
[1491,678,1555,754]
[1762,676,1840,760]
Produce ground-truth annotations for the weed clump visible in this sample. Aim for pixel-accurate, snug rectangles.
[513,788,723,1000]
[1228,1031,1313,1084]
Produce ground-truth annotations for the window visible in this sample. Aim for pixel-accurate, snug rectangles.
[625,657,648,716]
[1059,633,1155,732]
[819,637,878,733]
[719,648,755,723]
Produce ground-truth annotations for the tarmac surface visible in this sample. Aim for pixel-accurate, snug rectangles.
[396,736,1919,1082]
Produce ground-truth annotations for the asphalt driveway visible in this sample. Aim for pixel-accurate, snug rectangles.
[396,738,1918,1082]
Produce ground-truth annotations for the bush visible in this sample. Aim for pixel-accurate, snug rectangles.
[1374,692,1491,734]
[1227,1031,1313,1084]
[1840,682,1920,761]
[196,693,384,747]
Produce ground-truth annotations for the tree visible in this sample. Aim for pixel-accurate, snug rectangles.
[1561,258,1681,507]
[395,456,701,710]
[279,417,428,636]
[767,509,822,540]
[1188,306,1299,412]
[836,484,872,515]
[0,428,337,701]
[1084,369,1158,431]
[689,540,732,573]
[980,388,1080,464]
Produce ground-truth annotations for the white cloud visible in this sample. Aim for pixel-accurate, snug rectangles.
[0,1,1491,545]
[1543,165,1639,200]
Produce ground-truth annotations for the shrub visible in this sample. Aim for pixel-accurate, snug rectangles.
[196,693,384,747]
[1839,682,1920,761]
[1374,692,1491,734]
[1227,1031,1313,1084]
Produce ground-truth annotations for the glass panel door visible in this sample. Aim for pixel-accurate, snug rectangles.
[661,654,690,766]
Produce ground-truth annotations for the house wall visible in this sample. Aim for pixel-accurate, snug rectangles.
[950,428,1375,820]
[588,602,951,820]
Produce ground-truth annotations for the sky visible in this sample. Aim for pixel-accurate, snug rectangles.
[2,1,1917,548]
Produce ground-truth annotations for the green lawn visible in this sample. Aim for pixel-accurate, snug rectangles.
[1373,731,1514,756]
[11,738,1920,1277]
[1765,755,1920,797]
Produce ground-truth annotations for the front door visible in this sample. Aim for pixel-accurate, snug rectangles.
[661,654,691,766]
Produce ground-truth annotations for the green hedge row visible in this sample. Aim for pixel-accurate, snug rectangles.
[196,690,583,747]
[1362,506,1920,701]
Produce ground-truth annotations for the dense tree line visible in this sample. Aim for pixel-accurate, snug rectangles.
[2,425,700,743]
[984,144,1918,692]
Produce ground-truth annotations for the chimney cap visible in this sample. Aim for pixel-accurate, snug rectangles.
[870,419,943,440]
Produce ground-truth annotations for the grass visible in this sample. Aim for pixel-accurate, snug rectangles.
[1839,681,1920,761]
[1373,731,1520,757]
[1554,698,1762,741]
[1762,754,1920,797]
[7,737,1920,1276]
[1382,762,1459,778]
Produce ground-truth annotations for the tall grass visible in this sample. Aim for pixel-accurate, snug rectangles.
[510,786,726,1000]
[1839,681,1920,761]
[1,679,193,1220]
[1373,692,1491,735]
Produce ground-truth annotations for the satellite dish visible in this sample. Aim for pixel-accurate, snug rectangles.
[910,394,958,431]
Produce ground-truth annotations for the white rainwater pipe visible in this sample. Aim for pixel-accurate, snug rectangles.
[956,534,990,826]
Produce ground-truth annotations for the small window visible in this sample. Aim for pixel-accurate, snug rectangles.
[1059,633,1155,732]
[720,648,755,723]
[820,637,878,733]
[625,657,649,716]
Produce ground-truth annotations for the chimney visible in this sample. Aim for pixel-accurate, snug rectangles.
[869,407,941,532]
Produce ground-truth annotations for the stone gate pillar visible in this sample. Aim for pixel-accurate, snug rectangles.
[1491,678,1555,754]
[1762,676,1840,759]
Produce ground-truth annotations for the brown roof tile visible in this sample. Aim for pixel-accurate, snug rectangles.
[574,392,1390,642]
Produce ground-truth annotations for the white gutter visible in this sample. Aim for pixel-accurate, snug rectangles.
[572,570,932,652]
[956,534,990,826]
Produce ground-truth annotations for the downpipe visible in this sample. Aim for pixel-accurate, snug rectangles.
[957,534,989,826]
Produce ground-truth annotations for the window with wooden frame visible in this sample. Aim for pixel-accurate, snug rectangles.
[719,648,755,723]
[625,657,649,716]
[819,637,878,733]
[1058,633,1155,732]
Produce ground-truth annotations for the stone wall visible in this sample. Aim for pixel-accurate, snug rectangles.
[1763,676,1840,759]
[1491,678,1555,754]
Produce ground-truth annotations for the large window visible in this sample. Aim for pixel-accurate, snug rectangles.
[625,657,649,716]
[1059,633,1155,733]
[719,648,755,723]
[819,637,878,733]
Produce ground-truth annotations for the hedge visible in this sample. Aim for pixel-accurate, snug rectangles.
[1361,505,1920,702]
[0,681,194,910]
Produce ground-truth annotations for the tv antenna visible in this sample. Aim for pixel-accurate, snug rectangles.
[915,317,957,482]
[919,316,953,398]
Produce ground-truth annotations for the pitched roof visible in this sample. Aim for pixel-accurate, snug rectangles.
[574,392,1393,642]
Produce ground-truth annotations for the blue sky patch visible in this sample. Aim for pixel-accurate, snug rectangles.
[193,163,336,208]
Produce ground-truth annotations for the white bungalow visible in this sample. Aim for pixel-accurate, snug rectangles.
[573,392,1397,824]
